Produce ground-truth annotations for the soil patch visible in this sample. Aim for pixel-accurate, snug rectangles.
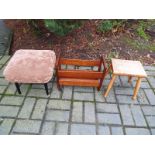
[4,19,155,65]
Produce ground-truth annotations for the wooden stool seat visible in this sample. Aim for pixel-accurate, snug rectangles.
[104,58,147,100]
[112,58,147,77]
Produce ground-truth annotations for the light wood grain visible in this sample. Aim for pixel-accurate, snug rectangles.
[104,59,147,100]
[132,77,142,100]
[112,58,147,78]
[128,76,132,83]
[104,74,117,97]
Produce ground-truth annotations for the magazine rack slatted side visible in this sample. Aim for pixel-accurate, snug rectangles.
[56,55,108,91]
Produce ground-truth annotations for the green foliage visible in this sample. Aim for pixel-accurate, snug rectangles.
[27,19,83,36]
[44,20,82,36]
[136,21,150,40]
[27,20,42,35]
[98,20,126,33]
[99,20,113,33]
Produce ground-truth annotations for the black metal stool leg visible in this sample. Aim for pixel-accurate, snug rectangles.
[44,83,49,95]
[15,83,21,94]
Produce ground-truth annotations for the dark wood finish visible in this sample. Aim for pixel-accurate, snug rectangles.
[59,78,99,87]
[59,58,100,66]
[58,70,103,79]
[97,55,109,90]
[55,52,62,90]
[15,83,21,94]
[56,55,108,90]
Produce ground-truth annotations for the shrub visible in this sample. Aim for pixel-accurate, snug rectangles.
[98,20,113,33]
[98,20,127,33]
[44,19,82,36]
[27,20,43,35]
[27,19,83,36]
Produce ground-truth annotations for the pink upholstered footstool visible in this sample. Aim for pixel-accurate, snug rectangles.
[3,49,56,95]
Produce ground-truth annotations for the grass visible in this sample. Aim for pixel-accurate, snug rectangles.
[124,37,155,52]
[123,20,155,53]
[136,20,151,41]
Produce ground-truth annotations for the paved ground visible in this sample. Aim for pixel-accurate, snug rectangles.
[0,55,155,135]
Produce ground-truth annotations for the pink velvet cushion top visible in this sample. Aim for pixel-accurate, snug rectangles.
[3,49,56,83]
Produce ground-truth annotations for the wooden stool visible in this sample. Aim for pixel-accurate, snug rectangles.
[104,58,147,100]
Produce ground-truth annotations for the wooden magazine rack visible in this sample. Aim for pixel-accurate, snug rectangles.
[56,54,108,91]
